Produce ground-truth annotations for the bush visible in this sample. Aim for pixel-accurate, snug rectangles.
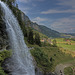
[31,47,53,73]
[0,50,12,75]
[64,67,73,75]
[0,50,12,62]
[0,67,6,75]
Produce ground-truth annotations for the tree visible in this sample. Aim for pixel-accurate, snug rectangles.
[35,33,41,46]
[53,39,57,47]
[1,0,6,2]
[16,3,18,8]
[28,28,34,44]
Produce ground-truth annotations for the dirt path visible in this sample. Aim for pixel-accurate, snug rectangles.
[55,64,72,75]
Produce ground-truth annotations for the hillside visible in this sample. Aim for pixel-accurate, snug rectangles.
[16,10,61,38]
[0,0,75,75]
[30,22,61,38]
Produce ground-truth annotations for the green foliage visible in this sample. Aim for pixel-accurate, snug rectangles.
[31,47,53,73]
[1,0,42,46]
[64,67,73,75]
[0,50,12,75]
[10,7,28,38]
[1,0,16,3]
[28,28,34,44]
[0,50,12,63]
[70,38,75,41]
[1,0,6,2]
[41,41,52,47]
[0,67,7,75]
[53,39,57,47]
[1,0,16,9]
[34,33,41,46]
[31,24,61,38]
[33,46,74,71]
[56,38,75,52]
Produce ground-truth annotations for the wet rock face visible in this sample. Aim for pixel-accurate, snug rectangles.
[35,67,56,75]
[35,67,44,75]
[2,58,13,75]
[0,5,9,50]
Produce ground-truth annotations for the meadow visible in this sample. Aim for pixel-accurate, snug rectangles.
[55,38,75,57]
[26,37,75,73]
[30,46,75,72]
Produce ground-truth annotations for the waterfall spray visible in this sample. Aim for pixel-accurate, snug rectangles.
[0,1,35,75]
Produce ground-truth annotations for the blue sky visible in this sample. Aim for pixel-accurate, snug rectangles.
[17,0,75,33]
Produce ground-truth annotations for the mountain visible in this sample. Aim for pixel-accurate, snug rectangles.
[61,33,75,38]
[30,22,61,38]
[19,12,61,38]
[64,33,75,36]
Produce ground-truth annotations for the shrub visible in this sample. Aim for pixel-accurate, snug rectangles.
[31,47,53,73]
[0,50,12,75]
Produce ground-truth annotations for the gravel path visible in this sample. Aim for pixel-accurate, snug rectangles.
[55,64,72,75]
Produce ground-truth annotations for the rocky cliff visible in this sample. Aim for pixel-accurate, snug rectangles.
[0,5,9,50]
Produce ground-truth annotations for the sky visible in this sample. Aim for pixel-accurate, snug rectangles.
[16,0,75,33]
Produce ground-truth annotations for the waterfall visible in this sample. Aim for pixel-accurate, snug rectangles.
[0,1,35,75]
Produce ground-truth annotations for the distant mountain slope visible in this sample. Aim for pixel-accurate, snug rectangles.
[61,33,75,38]
[65,33,75,36]
[14,8,61,38]
[30,22,61,38]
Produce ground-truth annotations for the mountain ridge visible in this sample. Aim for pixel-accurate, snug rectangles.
[30,22,61,38]
[20,12,61,38]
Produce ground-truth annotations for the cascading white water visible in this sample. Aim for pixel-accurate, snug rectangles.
[0,1,35,75]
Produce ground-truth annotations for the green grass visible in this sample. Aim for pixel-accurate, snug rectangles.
[33,30,48,39]
[26,37,75,73]
[64,67,73,75]
[55,38,75,52]
[30,45,75,72]
[57,43,75,51]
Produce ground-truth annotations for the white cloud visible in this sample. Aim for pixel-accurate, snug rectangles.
[17,0,45,3]
[41,9,75,14]
[35,0,45,1]
[51,18,75,33]
[32,17,48,25]
[70,15,75,18]
[57,0,75,8]
[41,0,75,14]
[17,0,31,3]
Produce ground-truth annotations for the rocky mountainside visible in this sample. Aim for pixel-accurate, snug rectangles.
[30,22,61,38]
[20,12,61,38]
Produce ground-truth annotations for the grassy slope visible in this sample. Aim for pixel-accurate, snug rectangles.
[40,47,74,71]
[55,38,75,51]
[55,38,75,57]
[29,44,75,72]
[25,32,75,73]
[64,67,73,75]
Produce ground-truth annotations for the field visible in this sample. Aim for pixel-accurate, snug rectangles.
[30,46,75,72]
[55,38,75,57]
[26,37,75,73]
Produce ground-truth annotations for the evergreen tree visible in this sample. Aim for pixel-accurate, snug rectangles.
[28,28,34,44]
[35,33,41,46]
[16,3,18,8]
[23,27,27,37]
